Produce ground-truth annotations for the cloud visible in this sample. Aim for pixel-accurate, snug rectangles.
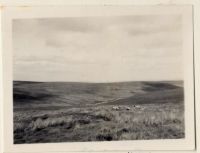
[37,18,104,33]
[13,15,183,82]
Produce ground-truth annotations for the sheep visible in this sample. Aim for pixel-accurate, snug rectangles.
[112,106,120,110]
[133,105,141,109]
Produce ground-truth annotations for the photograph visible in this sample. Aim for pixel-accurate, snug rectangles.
[13,15,185,144]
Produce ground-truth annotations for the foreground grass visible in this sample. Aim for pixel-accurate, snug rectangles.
[14,103,184,144]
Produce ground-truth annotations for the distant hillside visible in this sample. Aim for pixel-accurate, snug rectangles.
[13,81,184,110]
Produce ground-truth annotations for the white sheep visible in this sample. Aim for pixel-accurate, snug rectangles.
[112,106,120,110]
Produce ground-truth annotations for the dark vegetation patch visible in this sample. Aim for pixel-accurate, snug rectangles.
[143,82,181,92]
[96,134,113,141]
[13,91,55,103]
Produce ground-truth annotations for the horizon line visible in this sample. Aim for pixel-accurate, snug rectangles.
[13,80,184,84]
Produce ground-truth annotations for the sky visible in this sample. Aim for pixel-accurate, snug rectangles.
[13,15,183,82]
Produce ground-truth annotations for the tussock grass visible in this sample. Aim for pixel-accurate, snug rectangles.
[94,109,115,121]
[29,116,73,131]
[14,104,184,143]
[85,104,184,141]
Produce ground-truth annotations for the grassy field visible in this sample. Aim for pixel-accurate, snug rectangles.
[13,81,184,144]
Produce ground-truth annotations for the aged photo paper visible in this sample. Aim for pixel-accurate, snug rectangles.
[1,2,198,153]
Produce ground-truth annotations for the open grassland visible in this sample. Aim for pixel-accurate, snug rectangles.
[13,81,184,144]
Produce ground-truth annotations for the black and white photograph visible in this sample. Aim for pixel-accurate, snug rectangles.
[12,14,187,144]
[0,2,197,152]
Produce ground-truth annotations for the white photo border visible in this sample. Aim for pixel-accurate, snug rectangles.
[0,1,199,153]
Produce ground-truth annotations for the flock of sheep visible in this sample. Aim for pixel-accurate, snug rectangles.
[112,105,141,111]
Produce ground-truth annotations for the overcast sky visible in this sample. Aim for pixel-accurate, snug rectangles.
[13,15,183,82]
